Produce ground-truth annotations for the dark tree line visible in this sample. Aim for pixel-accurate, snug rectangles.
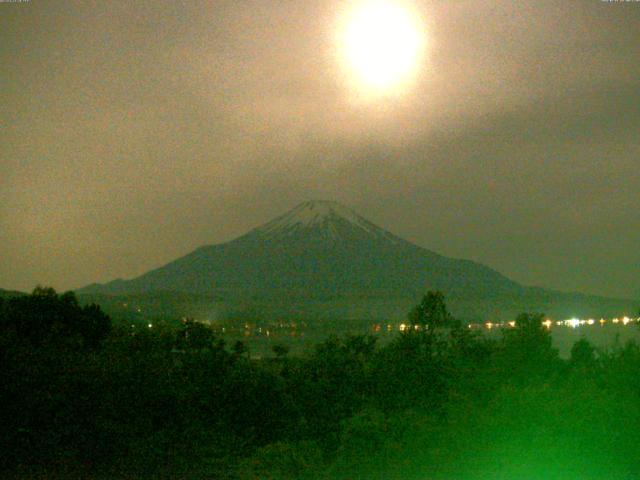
[0,286,111,349]
[1,288,639,479]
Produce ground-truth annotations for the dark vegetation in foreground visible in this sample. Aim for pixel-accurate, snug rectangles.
[2,288,640,479]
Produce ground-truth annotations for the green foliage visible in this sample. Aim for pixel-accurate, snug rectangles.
[283,335,378,448]
[2,298,640,479]
[499,312,559,382]
[408,291,453,329]
[237,441,323,480]
[373,330,447,410]
[176,318,215,350]
[272,343,290,358]
[329,408,410,479]
[233,339,248,356]
[0,286,111,350]
[570,337,596,368]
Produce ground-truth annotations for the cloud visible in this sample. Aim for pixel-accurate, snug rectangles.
[1,0,638,297]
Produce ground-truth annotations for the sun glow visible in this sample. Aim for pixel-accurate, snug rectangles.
[337,0,426,97]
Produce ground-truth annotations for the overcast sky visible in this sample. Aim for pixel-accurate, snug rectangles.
[1,0,639,299]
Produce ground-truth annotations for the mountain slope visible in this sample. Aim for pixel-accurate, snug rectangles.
[79,200,635,320]
[81,200,523,298]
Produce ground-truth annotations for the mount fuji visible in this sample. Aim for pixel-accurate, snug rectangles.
[79,201,634,320]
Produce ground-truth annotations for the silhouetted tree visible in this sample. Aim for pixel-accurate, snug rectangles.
[501,312,559,381]
[0,286,110,350]
[233,340,247,357]
[373,329,447,410]
[272,343,290,359]
[570,337,596,369]
[408,291,453,330]
[176,319,215,350]
[79,303,112,349]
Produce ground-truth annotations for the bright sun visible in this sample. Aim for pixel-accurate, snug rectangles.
[338,0,426,97]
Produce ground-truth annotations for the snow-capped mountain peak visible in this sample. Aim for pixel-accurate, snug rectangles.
[252,200,384,240]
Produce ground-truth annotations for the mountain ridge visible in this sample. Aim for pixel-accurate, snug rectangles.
[80,200,521,296]
[78,200,636,320]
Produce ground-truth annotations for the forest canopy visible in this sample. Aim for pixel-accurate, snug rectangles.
[1,289,639,479]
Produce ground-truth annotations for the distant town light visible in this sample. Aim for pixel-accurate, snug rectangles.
[567,318,580,328]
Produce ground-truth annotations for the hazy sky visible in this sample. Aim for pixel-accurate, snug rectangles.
[2,0,639,298]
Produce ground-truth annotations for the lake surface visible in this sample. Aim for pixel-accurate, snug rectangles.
[550,323,640,357]
[224,318,640,359]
